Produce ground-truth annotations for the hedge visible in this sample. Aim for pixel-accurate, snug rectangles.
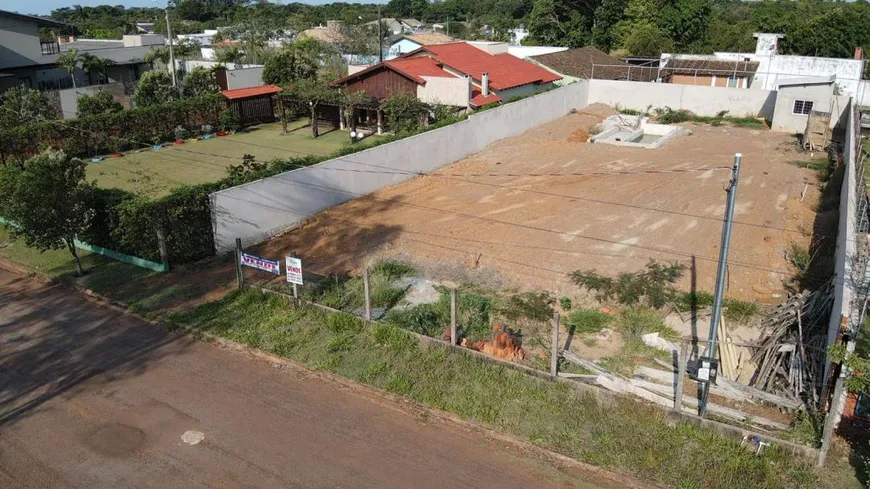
[0,94,228,164]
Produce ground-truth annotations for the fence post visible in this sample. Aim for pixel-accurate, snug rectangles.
[290,250,299,301]
[363,266,371,322]
[675,339,689,412]
[235,238,244,291]
[550,312,560,377]
[450,287,458,345]
[155,228,169,270]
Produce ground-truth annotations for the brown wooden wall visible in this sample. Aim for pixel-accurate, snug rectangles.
[344,68,417,100]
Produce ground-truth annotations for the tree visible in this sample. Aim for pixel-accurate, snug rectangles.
[182,66,220,98]
[0,86,55,131]
[621,23,673,56]
[214,46,245,65]
[262,45,319,86]
[134,70,177,107]
[592,0,628,52]
[77,90,123,117]
[56,48,80,89]
[0,150,93,275]
[527,0,594,48]
[380,92,428,133]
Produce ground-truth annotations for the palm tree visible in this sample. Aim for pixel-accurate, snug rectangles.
[56,48,80,90]
[79,52,115,85]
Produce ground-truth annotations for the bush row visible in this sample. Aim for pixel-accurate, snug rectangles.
[0,94,228,164]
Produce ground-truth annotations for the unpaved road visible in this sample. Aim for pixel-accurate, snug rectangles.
[0,267,626,489]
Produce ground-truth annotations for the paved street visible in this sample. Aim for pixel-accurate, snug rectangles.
[0,267,616,489]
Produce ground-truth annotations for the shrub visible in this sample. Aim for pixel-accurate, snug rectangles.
[77,90,123,118]
[134,70,177,107]
[565,309,612,334]
[569,259,686,309]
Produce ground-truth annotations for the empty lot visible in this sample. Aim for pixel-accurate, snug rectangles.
[253,104,822,302]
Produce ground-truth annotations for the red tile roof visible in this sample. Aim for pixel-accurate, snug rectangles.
[470,90,502,107]
[419,42,562,90]
[385,57,453,83]
[221,84,283,100]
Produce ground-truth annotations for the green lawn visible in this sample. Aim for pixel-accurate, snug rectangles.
[0,226,154,289]
[86,119,379,197]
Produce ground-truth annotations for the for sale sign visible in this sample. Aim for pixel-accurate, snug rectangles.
[241,252,281,275]
[286,256,303,285]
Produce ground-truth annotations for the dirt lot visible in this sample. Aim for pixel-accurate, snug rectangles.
[250,104,821,302]
[248,104,823,302]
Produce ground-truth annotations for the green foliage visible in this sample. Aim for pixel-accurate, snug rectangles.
[722,298,759,323]
[653,106,691,124]
[76,90,123,118]
[559,296,572,311]
[496,291,554,321]
[370,260,415,279]
[381,93,429,134]
[0,150,92,275]
[569,259,686,309]
[0,94,227,163]
[0,86,55,131]
[262,46,319,86]
[56,48,80,88]
[674,290,715,311]
[621,307,677,339]
[830,344,870,394]
[134,70,177,107]
[565,309,612,334]
[620,22,674,56]
[182,66,220,98]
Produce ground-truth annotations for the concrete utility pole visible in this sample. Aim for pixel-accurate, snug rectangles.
[698,153,742,417]
[164,7,177,87]
[377,6,383,63]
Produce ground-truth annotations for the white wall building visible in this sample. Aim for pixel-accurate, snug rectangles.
[663,33,867,101]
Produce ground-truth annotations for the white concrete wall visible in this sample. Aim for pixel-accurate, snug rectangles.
[417,76,469,106]
[224,67,264,90]
[388,39,422,59]
[588,80,777,119]
[762,56,864,99]
[210,81,590,252]
[771,83,834,133]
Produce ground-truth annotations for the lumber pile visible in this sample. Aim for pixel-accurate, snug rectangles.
[748,284,833,406]
[803,110,831,151]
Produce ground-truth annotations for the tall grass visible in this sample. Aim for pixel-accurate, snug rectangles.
[170,289,818,489]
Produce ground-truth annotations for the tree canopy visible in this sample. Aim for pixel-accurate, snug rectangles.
[47,1,870,59]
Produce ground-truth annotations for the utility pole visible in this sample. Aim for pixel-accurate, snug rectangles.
[698,153,742,417]
[377,6,383,63]
[164,7,177,88]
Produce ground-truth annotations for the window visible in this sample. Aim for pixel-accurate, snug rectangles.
[793,100,814,115]
[726,77,739,88]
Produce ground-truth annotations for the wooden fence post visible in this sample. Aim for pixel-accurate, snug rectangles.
[155,228,169,270]
[550,312,560,377]
[290,251,299,301]
[235,238,245,291]
[450,288,458,345]
[363,266,371,322]
[675,339,689,412]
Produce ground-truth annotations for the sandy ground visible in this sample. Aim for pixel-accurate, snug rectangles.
[0,266,643,489]
[254,104,821,302]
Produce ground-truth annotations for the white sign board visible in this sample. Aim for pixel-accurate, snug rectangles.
[285,256,303,285]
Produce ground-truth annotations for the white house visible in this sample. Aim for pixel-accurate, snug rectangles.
[663,33,866,101]
[387,32,455,60]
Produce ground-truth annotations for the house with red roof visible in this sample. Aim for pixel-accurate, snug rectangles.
[331,41,562,110]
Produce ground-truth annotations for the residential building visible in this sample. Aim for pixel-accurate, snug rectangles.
[332,41,562,110]
[770,76,843,134]
[662,32,866,99]
[0,9,156,94]
[659,58,759,88]
[529,46,655,83]
[465,41,567,60]
[297,21,348,45]
[367,18,423,36]
[387,32,455,59]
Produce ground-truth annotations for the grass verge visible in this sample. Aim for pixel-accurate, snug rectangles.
[170,289,818,489]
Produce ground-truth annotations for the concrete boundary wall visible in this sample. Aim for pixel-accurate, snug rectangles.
[588,80,777,120]
[209,81,590,252]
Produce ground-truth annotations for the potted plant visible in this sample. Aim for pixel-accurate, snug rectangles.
[174,125,187,144]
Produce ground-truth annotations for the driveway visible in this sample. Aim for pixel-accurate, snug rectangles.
[0,267,625,489]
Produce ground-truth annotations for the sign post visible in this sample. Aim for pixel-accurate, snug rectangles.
[235,238,245,290]
[285,253,303,301]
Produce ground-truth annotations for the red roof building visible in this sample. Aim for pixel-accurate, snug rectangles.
[332,42,562,109]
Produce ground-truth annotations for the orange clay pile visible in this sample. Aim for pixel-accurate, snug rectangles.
[461,324,525,362]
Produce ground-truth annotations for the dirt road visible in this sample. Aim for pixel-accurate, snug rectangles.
[0,267,625,489]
